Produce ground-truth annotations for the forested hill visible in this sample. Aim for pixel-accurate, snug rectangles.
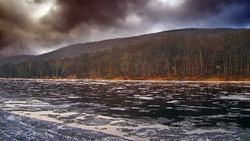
[0,28,250,80]
[0,28,245,64]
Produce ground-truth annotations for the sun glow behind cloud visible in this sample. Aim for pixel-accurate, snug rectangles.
[30,0,55,20]
[157,0,185,7]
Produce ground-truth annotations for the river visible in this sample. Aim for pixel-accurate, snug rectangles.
[0,78,250,140]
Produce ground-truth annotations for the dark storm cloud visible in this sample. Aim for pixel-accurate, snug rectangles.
[0,0,148,56]
[0,0,250,57]
[0,0,31,52]
[42,0,145,31]
[0,31,6,50]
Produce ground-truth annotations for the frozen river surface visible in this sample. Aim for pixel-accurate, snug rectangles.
[0,78,250,140]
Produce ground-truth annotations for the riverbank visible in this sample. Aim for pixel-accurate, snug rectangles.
[110,75,250,81]
[2,75,250,81]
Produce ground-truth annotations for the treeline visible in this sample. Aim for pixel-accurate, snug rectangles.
[0,29,250,80]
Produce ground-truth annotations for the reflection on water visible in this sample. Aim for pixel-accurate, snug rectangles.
[0,79,250,140]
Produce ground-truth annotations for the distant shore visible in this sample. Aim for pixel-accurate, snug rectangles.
[1,75,250,81]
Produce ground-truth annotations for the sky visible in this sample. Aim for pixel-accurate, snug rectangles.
[0,0,250,57]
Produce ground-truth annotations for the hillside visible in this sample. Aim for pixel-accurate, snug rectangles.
[0,55,35,66]
[0,28,242,65]
[0,28,250,80]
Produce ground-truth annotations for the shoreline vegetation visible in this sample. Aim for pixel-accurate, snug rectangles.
[1,75,250,81]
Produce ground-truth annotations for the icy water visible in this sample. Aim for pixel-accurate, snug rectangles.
[0,78,250,140]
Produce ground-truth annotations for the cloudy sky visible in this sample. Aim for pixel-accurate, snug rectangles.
[0,0,250,57]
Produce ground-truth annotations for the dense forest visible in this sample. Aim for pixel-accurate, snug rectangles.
[0,28,250,80]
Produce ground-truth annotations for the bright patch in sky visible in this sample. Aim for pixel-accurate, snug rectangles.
[125,14,142,25]
[158,0,184,7]
[30,0,55,20]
